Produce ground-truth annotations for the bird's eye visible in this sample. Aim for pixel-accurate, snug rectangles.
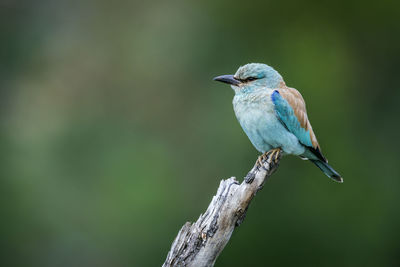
[245,77,257,82]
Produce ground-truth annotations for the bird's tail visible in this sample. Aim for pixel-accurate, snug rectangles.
[310,160,343,183]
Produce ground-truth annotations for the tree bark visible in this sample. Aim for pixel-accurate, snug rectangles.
[163,150,282,267]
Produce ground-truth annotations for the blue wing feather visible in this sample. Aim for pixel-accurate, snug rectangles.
[271,90,313,147]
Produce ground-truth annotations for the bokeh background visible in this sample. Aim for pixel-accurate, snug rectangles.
[2,0,400,266]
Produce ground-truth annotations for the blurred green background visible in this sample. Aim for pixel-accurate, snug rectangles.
[2,0,400,266]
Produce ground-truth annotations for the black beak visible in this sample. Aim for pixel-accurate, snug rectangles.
[213,74,240,86]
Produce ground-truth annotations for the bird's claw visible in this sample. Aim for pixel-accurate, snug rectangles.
[256,152,269,171]
[256,148,281,169]
[269,148,281,164]
[247,148,282,184]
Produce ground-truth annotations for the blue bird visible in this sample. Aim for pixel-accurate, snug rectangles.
[214,63,342,183]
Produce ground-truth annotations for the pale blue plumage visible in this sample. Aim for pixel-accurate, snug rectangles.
[233,87,306,156]
[214,63,343,182]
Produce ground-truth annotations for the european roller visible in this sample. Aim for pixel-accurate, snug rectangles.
[214,63,342,183]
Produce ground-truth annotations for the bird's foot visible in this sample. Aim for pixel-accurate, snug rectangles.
[256,152,269,170]
[246,148,282,184]
[269,148,281,164]
[256,148,281,169]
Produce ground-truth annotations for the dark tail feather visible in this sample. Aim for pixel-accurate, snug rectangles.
[310,160,343,183]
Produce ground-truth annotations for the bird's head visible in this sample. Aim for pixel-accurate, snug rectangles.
[213,63,285,93]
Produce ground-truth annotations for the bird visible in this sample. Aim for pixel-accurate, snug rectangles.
[213,63,342,183]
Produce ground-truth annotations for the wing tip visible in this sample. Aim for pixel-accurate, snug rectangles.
[331,174,343,183]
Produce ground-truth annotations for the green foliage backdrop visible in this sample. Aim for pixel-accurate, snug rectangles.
[1,0,400,266]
